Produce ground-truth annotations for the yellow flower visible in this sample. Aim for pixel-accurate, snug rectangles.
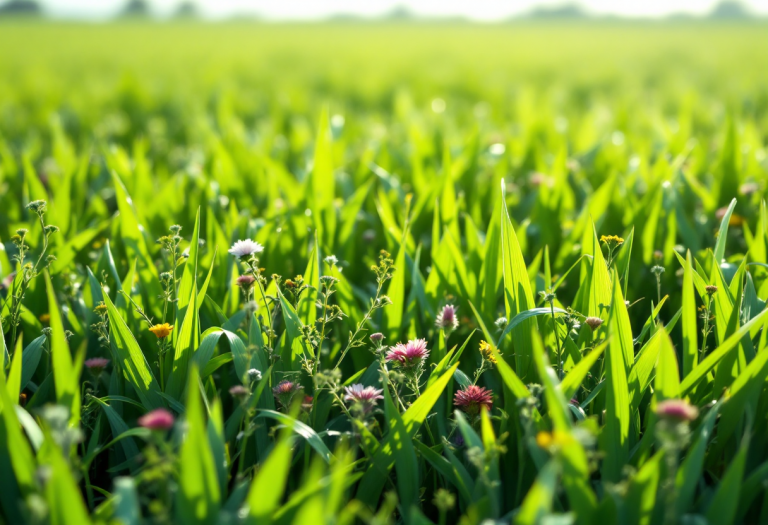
[599,235,624,246]
[39,313,51,324]
[536,431,553,449]
[149,323,174,339]
[479,340,497,364]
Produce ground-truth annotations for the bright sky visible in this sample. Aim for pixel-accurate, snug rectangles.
[39,0,768,20]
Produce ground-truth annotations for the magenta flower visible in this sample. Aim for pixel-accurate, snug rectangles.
[272,380,301,408]
[454,385,493,416]
[436,304,459,331]
[655,399,699,422]
[344,384,384,415]
[386,339,430,366]
[236,275,256,289]
[84,357,110,376]
[138,408,175,431]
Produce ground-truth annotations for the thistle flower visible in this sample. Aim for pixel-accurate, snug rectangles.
[344,384,384,415]
[655,399,699,422]
[229,385,249,399]
[138,408,175,431]
[479,340,496,364]
[370,332,385,343]
[84,357,109,376]
[272,380,300,408]
[228,239,264,259]
[436,304,459,331]
[584,317,603,331]
[386,339,430,365]
[149,323,173,339]
[454,385,493,416]
[236,275,256,289]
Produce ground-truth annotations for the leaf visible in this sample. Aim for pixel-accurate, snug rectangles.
[603,292,631,482]
[623,450,663,525]
[257,409,332,464]
[243,425,294,524]
[513,460,560,525]
[713,198,737,264]
[46,271,81,425]
[39,436,92,525]
[384,387,419,514]
[384,233,408,340]
[561,340,606,401]
[177,366,220,525]
[497,307,568,346]
[500,178,537,380]
[675,402,720,517]
[679,307,768,396]
[355,363,459,508]
[167,278,198,400]
[102,287,165,410]
[681,251,698,377]
[20,335,46,392]
[0,362,37,494]
[705,442,746,525]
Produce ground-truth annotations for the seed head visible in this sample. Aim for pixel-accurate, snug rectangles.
[705,285,718,295]
[584,317,603,331]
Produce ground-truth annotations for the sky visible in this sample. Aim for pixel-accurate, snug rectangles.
[36,0,768,20]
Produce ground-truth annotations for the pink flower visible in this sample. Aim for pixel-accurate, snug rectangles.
[236,275,256,289]
[84,357,110,376]
[655,399,699,422]
[386,339,430,365]
[138,408,175,431]
[454,385,493,416]
[272,380,301,408]
[436,304,459,330]
[344,384,384,415]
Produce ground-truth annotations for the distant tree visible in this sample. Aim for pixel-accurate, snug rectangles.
[522,3,588,20]
[119,0,151,18]
[0,0,41,16]
[708,1,753,19]
[174,1,198,19]
[383,5,415,21]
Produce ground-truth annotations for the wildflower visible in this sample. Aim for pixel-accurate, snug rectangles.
[705,285,718,295]
[344,384,384,415]
[138,408,175,431]
[26,200,47,213]
[84,357,110,376]
[584,317,603,331]
[94,303,108,316]
[494,317,508,330]
[655,399,699,422]
[44,225,60,236]
[386,339,430,365]
[600,235,624,246]
[479,340,497,364]
[272,380,300,408]
[436,304,459,331]
[370,332,385,343]
[149,323,173,339]
[236,275,256,289]
[324,255,339,266]
[247,368,262,381]
[536,430,571,450]
[654,250,663,261]
[302,395,314,411]
[228,239,264,259]
[454,385,493,416]
[39,313,50,324]
[739,182,759,195]
[715,206,745,226]
[229,385,249,399]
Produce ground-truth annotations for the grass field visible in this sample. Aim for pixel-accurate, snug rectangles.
[2,21,768,525]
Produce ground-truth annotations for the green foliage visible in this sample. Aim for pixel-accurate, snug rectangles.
[1,20,768,525]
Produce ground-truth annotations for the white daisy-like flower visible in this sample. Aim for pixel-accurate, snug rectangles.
[228,239,264,259]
